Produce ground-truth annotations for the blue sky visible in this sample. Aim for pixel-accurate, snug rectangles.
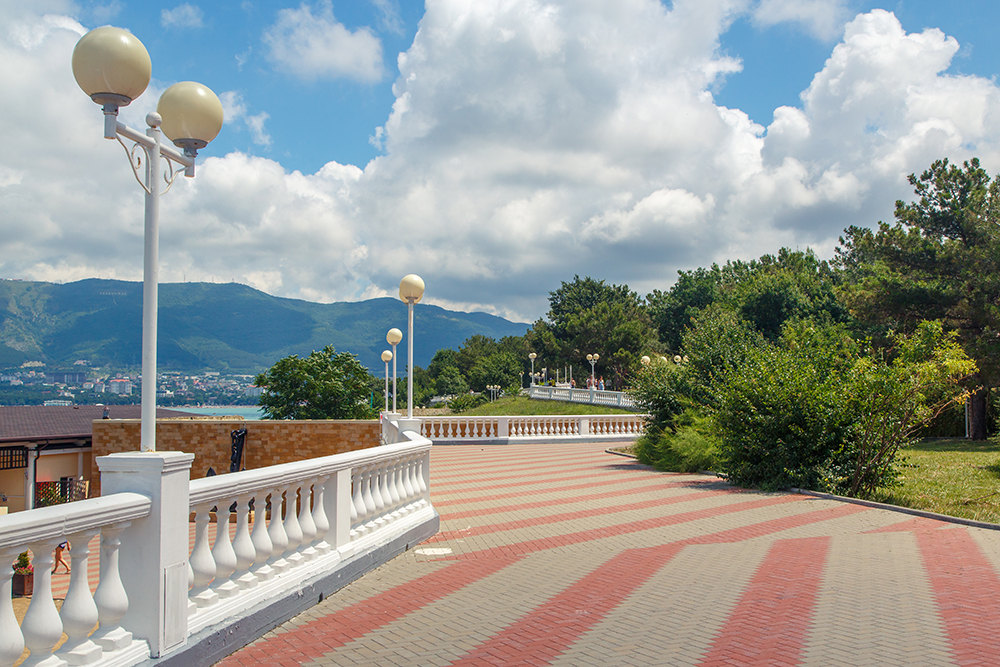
[2,0,1000,321]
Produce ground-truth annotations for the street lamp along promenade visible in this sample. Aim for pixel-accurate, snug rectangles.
[386,328,402,413]
[73,26,223,452]
[528,352,536,386]
[381,350,393,412]
[399,275,425,419]
[586,353,600,389]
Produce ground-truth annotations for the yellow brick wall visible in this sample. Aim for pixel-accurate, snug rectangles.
[90,419,380,496]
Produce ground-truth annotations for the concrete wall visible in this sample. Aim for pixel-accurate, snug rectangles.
[0,467,24,512]
[37,449,91,483]
[91,419,381,496]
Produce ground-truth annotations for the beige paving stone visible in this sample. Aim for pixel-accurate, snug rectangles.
[550,541,771,667]
[801,532,955,667]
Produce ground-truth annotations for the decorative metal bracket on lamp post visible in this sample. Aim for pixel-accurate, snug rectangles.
[386,328,402,413]
[73,26,223,452]
[399,275,425,419]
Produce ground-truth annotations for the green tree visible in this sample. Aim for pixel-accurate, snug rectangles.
[647,248,846,349]
[530,275,660,387]
[836,158,1000,438]
[254,345,377,420]
[428,348,460,381]
[435,366,468,396]
[468,351,522,392]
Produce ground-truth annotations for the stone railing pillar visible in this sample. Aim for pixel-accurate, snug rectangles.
[97,451,194,658]
[497,417,509,438]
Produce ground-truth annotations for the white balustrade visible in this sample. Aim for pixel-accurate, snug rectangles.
[413,413,644,445]
[183,436,434,634]
[527,385,638,408]
[0,493,151,667]
[1,433,435,667]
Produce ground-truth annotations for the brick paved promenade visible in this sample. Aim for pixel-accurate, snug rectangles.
[215,441,1000,666]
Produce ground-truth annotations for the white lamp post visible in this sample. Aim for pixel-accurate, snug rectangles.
[73,26,223,452]
[641,355,651,366]
[586,353,600,389]
[386,328,402,413]
[528,352,536,386]
[381,350,393,412]
[399,274,425,419]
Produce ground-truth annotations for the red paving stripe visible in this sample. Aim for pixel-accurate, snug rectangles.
[432,469,653,498]
[865,516,956,534]
[221,493,867,665]
[697,536,831,667]
[916,527,1000,666]
[435,462,632,488]
[445,508,861,665]
[214,556,522,667]
[432,475,712,508]
[444,499,867,560]
[432,451,609,472]
[440,478,710,520]
[429,488,733,542]
[447,544,685,667]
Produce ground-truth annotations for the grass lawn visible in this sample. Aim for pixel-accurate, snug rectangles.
[873,438,1000,524]
[459,395,635,417]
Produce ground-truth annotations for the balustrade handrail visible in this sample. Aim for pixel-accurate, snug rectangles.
[0,492,151,548]
[189,439,430,506]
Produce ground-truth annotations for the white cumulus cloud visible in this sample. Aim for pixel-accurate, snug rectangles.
[752,0,851,41]
[263,1,384,82]
[4,2,1000,323]
[161,3,204,29]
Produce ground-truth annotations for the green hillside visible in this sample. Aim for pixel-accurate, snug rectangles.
[0,279,529,373]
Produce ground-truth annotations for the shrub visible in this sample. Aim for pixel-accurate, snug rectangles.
[447,393,488,413]
[713,319,975,498]
[635,407,719,473]
[13,551,31,574]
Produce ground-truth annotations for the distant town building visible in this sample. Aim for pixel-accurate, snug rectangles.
[47,371,88,384]
[108,379,133,395]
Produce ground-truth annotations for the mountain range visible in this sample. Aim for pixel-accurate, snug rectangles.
[0,279,530,374]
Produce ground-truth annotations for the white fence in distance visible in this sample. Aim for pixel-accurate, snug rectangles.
[527,385,639,409]
[414,413,645,444]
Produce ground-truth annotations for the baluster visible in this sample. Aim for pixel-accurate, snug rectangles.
[391,460,406,516]
[267,488,290,573]
[57,530,102,665]
[20,539,64,667]
[413,454,428,507]
[281,484,304,567]
[0,546,25,667]
[91,523,132,650]
[405,456,420,508]
[363,465,381,533]
[383,462,400,519]
[351,469,367,539]
[211,498,240,598]
[311,475,331,554]
[298,481,318,560]
[249,489,275,581]
[373,464,389,527]
[400,457,416,511]
[231,493,258,589]
[381,463,396,518]
[189,503,219,608]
